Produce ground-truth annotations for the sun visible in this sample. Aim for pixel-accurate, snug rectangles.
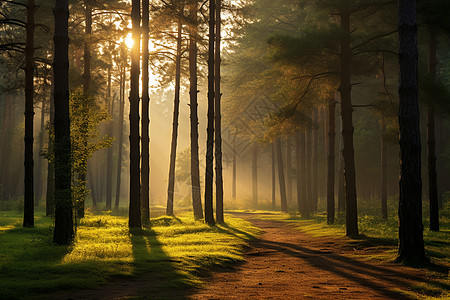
[125,33,133,49]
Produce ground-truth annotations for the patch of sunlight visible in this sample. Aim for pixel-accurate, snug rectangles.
[393,281,450,300]
[296,222,345,237]
[62,215,133,263]
[0,225,16,233]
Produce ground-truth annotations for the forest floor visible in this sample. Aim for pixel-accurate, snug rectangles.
[47,212,449,300]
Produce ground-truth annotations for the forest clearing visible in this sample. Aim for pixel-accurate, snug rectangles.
[0,207,449,299]
[1,0,450,298]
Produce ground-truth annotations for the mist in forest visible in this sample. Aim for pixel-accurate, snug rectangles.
[1,0,449,238]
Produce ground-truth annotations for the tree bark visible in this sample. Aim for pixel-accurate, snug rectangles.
[105,64,113,211]
[215,0,224,224]
[167,17,182,217]
[312,110,318,213]
[286,136,292,205]
[35,99,46,207]
[272,143,276,210]
[83,2,91,94]
[23,0,35,228]
[381,119,388,220]
[397,0,426,263]
[327,98,336,224]
[428,29,439,232]
[337,115,345,213]
[53,0,74,244]
[46,78,55,216]
[277,138,288,212]
[141,0,150,222]
[301,130,309,218]
[232,132,236,200]
[189,1,203,220]
[115,65,125,210]
[295,130,302,213]
[252,143,258,206]
[306,127,312,215]
[204,0,216,226]
[129,0,141,229]
[339,8,358,236]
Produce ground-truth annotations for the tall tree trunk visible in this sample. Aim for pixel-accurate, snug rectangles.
[322,107,328,201]
[339,8,358,236]
[232,132,236,200]
[295,130,302,213]
[397,0,426,263]
[83,2,91,94]
[381,119,388,220]
[204,0,216,226]
[312,110,318,213]
[301,130,309,217]
[46,78,55,216]
[272,143,276,210]
[428,29,439,232]
[435,117,444,209]
[141,0,150,222]
[286,136,292,205]
[35,100,45,207]
[327,98,336,224]
[129,0,141,229]
[337,115,345,212]
[53,0,74,244]
[215,0,224,224]
[252,143,258,206]
[23,0,35,227]
[277,138,288,212]
[189,1,203,220]
[105,65,113,211]
[167,17,182,217]
[115,65,125,210]
[306,127,312,215]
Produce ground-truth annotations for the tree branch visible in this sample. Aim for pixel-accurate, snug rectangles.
[351,30,397,51]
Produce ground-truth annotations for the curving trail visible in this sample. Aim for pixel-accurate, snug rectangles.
[190,213,429,300]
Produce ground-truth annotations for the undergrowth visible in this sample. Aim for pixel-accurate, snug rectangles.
[0,211,259,299]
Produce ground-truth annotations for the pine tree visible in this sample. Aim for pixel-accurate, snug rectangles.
[167,12,183,217]
[215,0,224,224]
[23,0,35,227]
[204,0,216,226]
[397,0,426,264]
[189,0,203,220]
[327,97,336,224]
[53,0,74,245]
[141,0,150,222]
[129,0,141,229]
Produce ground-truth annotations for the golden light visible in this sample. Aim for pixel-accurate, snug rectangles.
[125,33,133,49]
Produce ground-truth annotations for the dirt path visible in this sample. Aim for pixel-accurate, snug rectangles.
[190,213,430,300]
[47,213,436,299]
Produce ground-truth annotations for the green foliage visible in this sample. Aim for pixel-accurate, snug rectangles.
[0,212,260,299]
[70,90,113,214]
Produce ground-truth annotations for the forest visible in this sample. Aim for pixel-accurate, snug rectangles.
[0,0,449,299]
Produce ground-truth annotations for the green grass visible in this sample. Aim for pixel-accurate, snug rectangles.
[0,211,260,299]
